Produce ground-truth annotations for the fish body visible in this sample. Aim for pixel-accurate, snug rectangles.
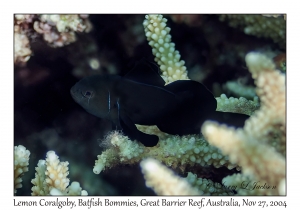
[71,73,179,126]
[71,59,248,147]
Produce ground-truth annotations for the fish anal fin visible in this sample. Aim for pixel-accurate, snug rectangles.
[119,113,159,147]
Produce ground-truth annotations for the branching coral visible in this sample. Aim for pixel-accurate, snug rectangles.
[216,94,259,116]
[136,52,285,196]
[14,14,92,66]
[93,129,237,175]
[14,145,89,195]
[222,173,285,196]
[244,53,285,152]
[14,32,32,66]
[202,52,286,195]
[140,158,200,195]
[14,15,34,66]
[33,14,92,47]
[143,14,189,83]
[31,150,88,195]
[140,158,234,195]
[224,80,257,99]
[184,172,234,195]
[14,145,30,194]
[219,15,286,49]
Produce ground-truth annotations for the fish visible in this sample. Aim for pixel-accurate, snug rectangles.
[70,59,249,147]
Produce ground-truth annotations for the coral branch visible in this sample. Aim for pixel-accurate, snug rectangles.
[31,151,88,195]
[219,15,286,49]
[216,94,259,116]
[34,15,92,47]
[202,52,286,195]
[143,15,189,83]
[244,53,286,151]
[14,145,30,194]
[140,158,200,195]
[202,123,285,188]
[185,172,234,195]
[93,130,237,175]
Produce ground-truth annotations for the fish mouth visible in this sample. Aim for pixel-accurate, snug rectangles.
[70,86,80,102]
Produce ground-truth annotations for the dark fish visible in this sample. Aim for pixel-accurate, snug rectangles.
[70,59,248,147]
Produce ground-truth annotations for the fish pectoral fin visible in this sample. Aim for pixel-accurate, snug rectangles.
[119,114,159,147]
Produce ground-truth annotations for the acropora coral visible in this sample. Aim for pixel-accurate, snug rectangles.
[93,129,237,175]
[140,158,234,195]
[140,158,200,195]
[14,145,87,196]
[219,14,286,49]
[14,145,30,194]
[33,14,92,47]
[14,14,92,66]
[137,51,286,196]
[143,15,189,83]
[31,150,87,195]
[202,53,286,195]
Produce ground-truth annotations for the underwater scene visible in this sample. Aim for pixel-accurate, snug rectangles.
[14,14,286,196]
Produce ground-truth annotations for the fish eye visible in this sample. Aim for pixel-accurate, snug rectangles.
[82,90,93,98]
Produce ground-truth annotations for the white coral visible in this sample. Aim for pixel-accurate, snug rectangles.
[140,158,200,195]
[31,150,88,195]
[143,14,189,83]
[14,145,30,194]
[202,52,286,195]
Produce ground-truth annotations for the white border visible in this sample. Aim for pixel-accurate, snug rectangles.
[3,0,296,208]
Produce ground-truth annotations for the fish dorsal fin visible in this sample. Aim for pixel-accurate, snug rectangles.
[124,58,165,87]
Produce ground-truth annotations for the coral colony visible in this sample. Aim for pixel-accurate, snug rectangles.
[14,14,286,195]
